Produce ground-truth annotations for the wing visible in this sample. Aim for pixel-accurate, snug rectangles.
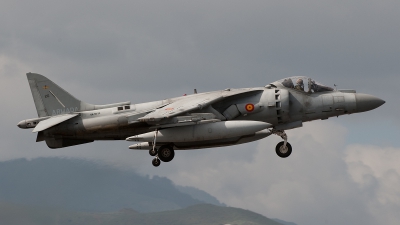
[32,114,79,132]
[137,89,262,123]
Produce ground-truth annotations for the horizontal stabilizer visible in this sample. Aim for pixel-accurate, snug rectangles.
[32,114,79,133]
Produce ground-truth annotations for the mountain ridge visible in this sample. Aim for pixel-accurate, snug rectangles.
[0,158,207,212]
[0,157,296,225]
[0,202,284,225]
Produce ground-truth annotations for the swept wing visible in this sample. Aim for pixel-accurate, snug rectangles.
[138,89,262,123]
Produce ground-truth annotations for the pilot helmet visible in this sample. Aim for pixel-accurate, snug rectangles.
[296,78,303,85]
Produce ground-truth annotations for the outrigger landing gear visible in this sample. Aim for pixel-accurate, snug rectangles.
[152,158,161,167]
[150,129,161,166]
[149,148,157,156]
[149,129,175,167]
[271,129,292,158]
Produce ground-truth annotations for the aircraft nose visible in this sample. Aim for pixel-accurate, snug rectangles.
[355,93,385,113]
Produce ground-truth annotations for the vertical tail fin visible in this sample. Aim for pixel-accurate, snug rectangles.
[27,73,95,117]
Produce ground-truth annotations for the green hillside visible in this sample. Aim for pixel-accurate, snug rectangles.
[148,204,283,225]
[0,158,295,225]
[0,202,283,225]
[0,158,219,212]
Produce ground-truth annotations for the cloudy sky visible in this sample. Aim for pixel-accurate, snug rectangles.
[1,1,399,225]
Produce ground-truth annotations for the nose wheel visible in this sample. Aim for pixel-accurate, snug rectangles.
[271,129,292,158]
[276,141,292,158]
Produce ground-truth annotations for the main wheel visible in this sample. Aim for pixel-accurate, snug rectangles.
[158,145,175,162]
[152,158,161,167]
[149,148,158,156]
[275,141,292,158]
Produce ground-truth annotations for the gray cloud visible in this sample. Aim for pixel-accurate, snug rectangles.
[345,145,400,224]
[144,121,376,225]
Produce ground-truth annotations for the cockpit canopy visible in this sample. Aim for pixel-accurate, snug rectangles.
[270,76,334,93]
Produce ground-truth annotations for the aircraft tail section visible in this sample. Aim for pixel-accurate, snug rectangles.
[27,73,131,117]
[27,73,95,117]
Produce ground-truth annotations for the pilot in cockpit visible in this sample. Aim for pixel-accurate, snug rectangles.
[294,78,304,91]
[275,77,334,93]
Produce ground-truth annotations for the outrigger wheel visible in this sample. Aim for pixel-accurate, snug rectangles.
[152,158,161,167]
[149,148,157,156]
[275,141,292,158]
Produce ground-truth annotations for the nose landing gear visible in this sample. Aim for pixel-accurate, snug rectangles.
[276,141,292,158]
[271,129,292,158]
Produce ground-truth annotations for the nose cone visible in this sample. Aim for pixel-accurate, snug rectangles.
[355,93,385,113]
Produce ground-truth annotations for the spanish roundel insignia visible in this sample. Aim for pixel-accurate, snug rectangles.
[245,103,255,112]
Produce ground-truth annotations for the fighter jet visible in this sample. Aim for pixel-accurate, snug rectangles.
[18,73,385,167]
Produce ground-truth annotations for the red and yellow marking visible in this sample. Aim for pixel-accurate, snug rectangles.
[245,103,255,112]
[43,85,49,89]
[165,108,174,111]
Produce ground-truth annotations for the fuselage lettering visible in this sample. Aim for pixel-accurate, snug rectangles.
[52,107,79,116]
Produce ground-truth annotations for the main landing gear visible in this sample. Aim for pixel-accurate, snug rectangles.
[271,129,292,158]
[149,129,175,167]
